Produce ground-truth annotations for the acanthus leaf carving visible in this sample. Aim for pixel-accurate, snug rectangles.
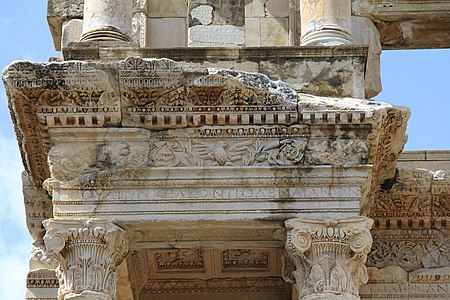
[285,217,373,300]
[43,219,129,299]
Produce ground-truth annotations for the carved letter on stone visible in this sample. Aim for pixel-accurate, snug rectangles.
[43,219,129,300]
[285,217,373,300]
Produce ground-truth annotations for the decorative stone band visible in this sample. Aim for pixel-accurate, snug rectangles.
[285,217,373,300]
[43,219,129,300]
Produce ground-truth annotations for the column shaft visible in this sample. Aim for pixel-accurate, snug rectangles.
[81,0,133,42]
[300,0,353,46]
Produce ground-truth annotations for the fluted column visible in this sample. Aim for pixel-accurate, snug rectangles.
[43,219,129,300]
[300,0,353,46]
[81,0,133,42]
[284,217,373,300]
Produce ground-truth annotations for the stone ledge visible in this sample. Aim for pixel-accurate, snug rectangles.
[62,44,368,61]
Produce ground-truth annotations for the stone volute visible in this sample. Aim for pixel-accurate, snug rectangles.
[284,217,373,300]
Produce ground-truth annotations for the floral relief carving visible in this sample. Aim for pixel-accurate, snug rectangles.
[367,229,449,271]
[147,137,309,167]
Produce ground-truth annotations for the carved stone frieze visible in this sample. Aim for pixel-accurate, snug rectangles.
[3,57,410,191]
[127,250,149,300]
[23,172,53,240]
[29,239,59,272]
[43,219,129,300]
[432,170,450,229]
[371,168,433,229]
[367,229,449,272]
[27,269,59,289]
[370,168,450,230]
[364,106,410,215]
[141,277,290,294]
[155,249,205,272]
[118,57,298,130]
[285,217,373,300]
[222,249,270,271]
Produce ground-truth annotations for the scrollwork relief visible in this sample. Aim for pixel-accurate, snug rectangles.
[147,137,308,167]
[367,229,450,271]
[285,217,373,300]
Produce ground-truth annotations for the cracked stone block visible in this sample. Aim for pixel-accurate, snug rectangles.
[260,17,289,46]
[189,0,245,26]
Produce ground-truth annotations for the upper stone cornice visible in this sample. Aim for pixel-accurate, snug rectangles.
[3,57,407,186]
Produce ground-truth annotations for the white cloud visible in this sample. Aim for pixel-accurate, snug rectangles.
[0,133,31,299]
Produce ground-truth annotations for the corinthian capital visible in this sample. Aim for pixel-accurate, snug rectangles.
[43,219,129,300]
[285,217,373,300]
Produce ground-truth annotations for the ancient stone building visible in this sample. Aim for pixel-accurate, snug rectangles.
[2,0,449,299]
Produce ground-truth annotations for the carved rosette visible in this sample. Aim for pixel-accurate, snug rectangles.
[285,217,373,300]
[43,219,129,300]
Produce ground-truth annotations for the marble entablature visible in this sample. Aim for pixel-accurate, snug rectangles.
[3,57,409,223]
[3,55,448,300]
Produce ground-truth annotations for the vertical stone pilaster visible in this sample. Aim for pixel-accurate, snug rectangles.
[43,219,129,300]
[299,0,353,46]
[284,217,373,300]
[81,0,133,42]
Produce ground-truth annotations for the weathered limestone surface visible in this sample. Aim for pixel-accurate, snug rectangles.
[351,16,382,98]
[188,1,245,47]
[47,0,84,50]
[244,0,291,47]
[398,151,450,171]
[2,57,408,222]
[61,46,369,98]
[353,0,450,49]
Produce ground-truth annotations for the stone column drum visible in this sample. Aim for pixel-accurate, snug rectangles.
[285,217,373,300]
[81,0,133,42]
[300,0,353,46]
[43,219,129,300]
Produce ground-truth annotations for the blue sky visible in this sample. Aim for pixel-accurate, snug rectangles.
[0,1,449,299]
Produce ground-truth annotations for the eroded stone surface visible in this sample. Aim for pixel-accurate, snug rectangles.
[188,0,245,47]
